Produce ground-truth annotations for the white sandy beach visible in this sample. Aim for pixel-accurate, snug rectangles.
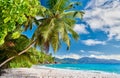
[0,66,120,78]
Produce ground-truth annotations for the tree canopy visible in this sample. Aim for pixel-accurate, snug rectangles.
[0,0,40,45]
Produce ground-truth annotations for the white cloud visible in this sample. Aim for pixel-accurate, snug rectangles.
[108,26,120,40]
[55,53,82,59]
[84,0,120,40]
[89,54,120,60]
[88,51,104,55]
[82,39,106,46]
[84,17,106,30]
[73,24,88,34]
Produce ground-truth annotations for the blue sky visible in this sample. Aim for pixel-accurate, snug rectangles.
[24,0,120,60]
[53,0,120,60]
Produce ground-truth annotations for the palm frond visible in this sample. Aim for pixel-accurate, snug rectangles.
[73,11,85,19]
[52,0,69,11]
[47,0,58,9]
[67,25,79,40]
[63,18,76,28]
[64,2,82,10]
[51,32,59,52]
[39,18,55,41]
[61,23,70,49]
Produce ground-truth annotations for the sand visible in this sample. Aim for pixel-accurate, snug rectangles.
[0,66,120,78]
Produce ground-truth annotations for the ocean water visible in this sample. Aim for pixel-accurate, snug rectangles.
[41,64,120,74]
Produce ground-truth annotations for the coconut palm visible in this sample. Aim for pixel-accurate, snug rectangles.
[32,0,84,53]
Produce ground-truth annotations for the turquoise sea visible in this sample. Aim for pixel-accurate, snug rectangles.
[41,64,120,74]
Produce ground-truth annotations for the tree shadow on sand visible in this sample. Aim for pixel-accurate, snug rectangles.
[0,67,6,76]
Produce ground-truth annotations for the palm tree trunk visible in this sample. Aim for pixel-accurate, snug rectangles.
[0,40,36,67]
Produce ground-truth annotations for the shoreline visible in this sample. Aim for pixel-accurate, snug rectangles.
[33,65,120,75]
[33,65,119,74]
[0,66,120,78]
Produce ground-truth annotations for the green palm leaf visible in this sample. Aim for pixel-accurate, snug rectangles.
[51,32,59,52]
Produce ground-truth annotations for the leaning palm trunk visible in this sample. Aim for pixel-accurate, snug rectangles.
[0,40,36,67]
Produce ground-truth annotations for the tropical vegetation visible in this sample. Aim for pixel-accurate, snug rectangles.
[0,0,84,69]
[0,35,54,68]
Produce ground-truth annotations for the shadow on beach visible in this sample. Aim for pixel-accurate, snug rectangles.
[0,67,6,76]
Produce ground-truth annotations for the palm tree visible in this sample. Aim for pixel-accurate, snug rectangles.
[32,0,84,53]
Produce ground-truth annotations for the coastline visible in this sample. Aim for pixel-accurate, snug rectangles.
[0,66,120,78]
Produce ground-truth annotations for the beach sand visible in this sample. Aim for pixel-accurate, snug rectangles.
[0,66,120,78]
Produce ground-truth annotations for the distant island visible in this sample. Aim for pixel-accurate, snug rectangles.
[55,57,120,64]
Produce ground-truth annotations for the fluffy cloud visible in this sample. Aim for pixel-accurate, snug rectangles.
[55,53,82,59]
[84,0,120,40]
[89,54,120,60]
[82,39,106,46]
[73,24,88,34]
[108,26,120,40]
